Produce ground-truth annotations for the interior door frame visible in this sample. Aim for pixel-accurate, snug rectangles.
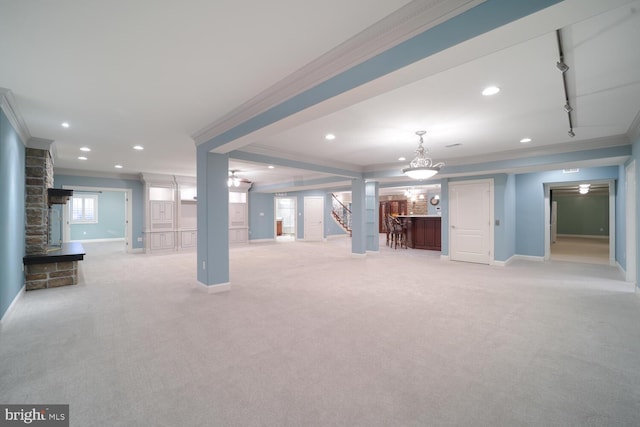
[448,178,494,264]
[62,185,133,253]
[274,196,297,240]
[544,179,615,265]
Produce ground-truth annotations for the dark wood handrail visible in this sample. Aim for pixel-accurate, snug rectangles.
[331,193,351,213]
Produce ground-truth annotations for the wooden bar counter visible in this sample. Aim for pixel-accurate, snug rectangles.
[397,215,441,251]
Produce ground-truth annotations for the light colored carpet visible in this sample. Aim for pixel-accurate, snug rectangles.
[551,236,610,265]
[1,237,639,427]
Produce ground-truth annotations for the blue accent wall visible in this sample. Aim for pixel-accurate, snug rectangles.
[70,191,126,241]
[0,110,26,320]
[53,175,144,249]
[248,191,275,240]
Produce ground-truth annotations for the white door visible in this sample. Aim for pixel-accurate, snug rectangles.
[449,180,492,264]
[304,196,324,241]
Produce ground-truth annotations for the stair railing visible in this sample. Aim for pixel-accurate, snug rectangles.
[331,193,352,235]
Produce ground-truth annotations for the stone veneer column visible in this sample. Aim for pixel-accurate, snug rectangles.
[23,146,79,291]
[25,147,53,255]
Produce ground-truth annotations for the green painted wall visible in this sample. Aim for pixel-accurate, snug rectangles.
[554,193,609,236]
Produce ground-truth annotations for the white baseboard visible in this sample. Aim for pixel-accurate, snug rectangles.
[326,234,349,240]
[128,248,144,254]
[194,281,231,294]
[250,238,275,243]
[512,255,545,262]
[70,238,125,243]
[440,255,450,261]
[557,234,609,240]
[1,284,25,325]
[351,252,367,258]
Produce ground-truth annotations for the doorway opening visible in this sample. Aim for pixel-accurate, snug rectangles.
[275,197,296,242]
[61,185,133,254]
[546,181,613,265]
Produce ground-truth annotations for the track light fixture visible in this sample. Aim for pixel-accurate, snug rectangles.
[556,29,575,139]
[556,61,569,73]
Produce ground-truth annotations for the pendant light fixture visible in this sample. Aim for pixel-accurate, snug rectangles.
[402,131,444,180]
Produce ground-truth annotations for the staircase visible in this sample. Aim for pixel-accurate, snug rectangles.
[331,193,352,236]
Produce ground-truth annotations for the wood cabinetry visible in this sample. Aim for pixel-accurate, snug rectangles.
[379,200,408,233]
[404,216,441,250]
[180,230,197,248]
[150,231,175,250]
[150,201,174,229]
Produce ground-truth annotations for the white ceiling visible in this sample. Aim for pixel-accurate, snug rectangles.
[2,0,639,191]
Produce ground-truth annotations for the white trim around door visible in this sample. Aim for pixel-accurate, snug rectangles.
[62,185,134,253]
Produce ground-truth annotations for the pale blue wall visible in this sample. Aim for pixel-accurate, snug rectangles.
[0,110,26,319]
[248,192,275,240]
[515,166,619,257]
[70,191,126,240]
[53,175,144,249]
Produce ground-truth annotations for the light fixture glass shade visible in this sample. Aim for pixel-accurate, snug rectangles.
[402,131,444,180]
[403,168,439,180]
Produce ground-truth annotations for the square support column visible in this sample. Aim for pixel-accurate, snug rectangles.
[366,181,379,252]
[196,147,230,292]
[351,178,366,255]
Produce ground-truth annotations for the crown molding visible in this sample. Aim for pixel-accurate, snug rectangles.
[443,134,631,168]
[0,87,31,145]
[54,167,141,181]
[192,0,485,146]
[628,109,640,143]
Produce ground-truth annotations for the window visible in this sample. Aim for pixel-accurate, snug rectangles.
[71,195,98,224]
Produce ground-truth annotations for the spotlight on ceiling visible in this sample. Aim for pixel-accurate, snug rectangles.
[556,61,569,73]
[564,103,573,113]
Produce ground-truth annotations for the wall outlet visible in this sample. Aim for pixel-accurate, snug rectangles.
[137,237,143,242]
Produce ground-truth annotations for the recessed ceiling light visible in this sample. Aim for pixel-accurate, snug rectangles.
[268,165,275,169]
[482,86,500,96]
[77,156,87,161]
[325,133,336,141]
[520,138,532,143]
[61,122,70,128]
[133,145,144,150]
[80,147,91,152]
[398,157,406,161]
[445,143,462,148]
[114,164,123,169]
